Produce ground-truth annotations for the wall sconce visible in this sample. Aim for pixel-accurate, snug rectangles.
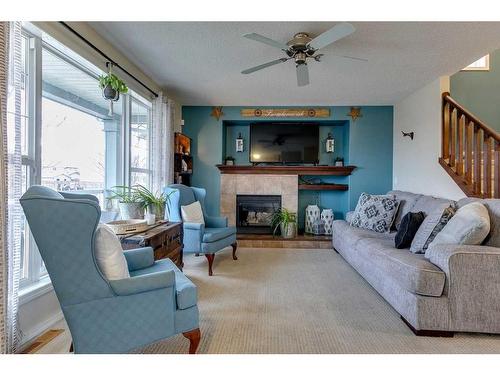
[236,133,244,152]
[326,133,335,153]
[401,131,414,140]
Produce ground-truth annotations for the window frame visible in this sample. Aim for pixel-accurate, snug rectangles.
[128,94,153,188]
[17,24,154,297]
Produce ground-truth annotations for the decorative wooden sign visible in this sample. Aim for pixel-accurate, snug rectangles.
[240,108,330,118]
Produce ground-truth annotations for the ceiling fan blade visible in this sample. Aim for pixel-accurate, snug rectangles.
[332,54,368,62]
[243,33,289,50]
[241,58,289,74]
[308,22,356,51]
[296,63,309,87]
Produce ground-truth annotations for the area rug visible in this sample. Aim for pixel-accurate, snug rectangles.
[138,247,500,354]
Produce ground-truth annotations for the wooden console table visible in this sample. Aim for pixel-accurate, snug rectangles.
[119,222,184,270]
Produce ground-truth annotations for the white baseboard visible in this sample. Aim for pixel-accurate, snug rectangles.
[19,310,65,348]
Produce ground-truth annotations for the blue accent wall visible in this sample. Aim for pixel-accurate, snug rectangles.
[182,106,393,226]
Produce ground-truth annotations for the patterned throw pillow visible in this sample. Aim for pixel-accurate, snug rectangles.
[350,193,400,233]
[410,204,456,254]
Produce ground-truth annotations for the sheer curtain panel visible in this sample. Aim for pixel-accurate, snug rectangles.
[151,93,175,196]
[1,21,22,354]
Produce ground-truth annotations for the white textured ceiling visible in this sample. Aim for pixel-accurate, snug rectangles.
[88,22,500,106]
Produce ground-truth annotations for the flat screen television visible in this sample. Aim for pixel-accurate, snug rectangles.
[249,122,319,163]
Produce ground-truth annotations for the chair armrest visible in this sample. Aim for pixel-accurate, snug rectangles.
[183,222,204,252]
[123,247,155,271]
[59,191,100,204]
[183,222,205,231]
[205,215,228,228]
[425,244,500,331]
[109,270,175,296]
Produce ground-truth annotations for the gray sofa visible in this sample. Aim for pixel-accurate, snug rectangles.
[332,190,500,336]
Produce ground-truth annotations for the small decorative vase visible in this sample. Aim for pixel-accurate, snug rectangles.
[321,209,334,235]
[280,222,296,239]
[305,204,320,234]
[312,217,325,235]
[148,204,165,222]
[119,202,144,220]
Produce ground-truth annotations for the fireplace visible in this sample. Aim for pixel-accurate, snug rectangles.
[236,195,281,234]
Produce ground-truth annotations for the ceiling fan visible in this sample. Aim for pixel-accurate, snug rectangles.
[241,22,366,87]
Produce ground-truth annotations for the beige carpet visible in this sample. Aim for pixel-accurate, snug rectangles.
[139,247,500,354]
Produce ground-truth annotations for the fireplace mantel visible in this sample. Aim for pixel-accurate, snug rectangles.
[216,165,356,176]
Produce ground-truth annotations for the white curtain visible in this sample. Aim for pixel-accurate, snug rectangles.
[151,92,175,194]
[1,21,21,354]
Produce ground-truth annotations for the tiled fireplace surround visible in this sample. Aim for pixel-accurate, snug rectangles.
[220,174,298,227]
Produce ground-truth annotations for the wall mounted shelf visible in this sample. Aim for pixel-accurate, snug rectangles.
[298,184,348,191]
[216,165,356,176]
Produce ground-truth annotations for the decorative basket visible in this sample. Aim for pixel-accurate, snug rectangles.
[107,219,148,235]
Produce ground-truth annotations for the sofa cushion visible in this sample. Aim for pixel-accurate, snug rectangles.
[410,204,456,254]
[388,190,423,229]
[131,259,197,310]
[203,226,236,243]
[333,220,445,297]
[429,202,490,250]
[458,198,500,248]
[356,237,446,297]
[350,193,400,233]
[411,195,456,217]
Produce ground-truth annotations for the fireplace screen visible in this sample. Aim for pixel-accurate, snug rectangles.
[236,195,281,234]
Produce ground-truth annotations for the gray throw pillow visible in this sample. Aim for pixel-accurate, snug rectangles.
[410,204,456,254]
[427,202,490,251]
[350,193,399,233]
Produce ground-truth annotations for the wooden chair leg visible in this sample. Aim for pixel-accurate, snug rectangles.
[183,328,201,354]
[205,254,215,276]
[231,242,238,260]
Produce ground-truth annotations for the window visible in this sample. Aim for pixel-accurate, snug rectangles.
[7,23,154,293]
[462,55,490,71]
[129,97,152,187]
[41,45,123,206]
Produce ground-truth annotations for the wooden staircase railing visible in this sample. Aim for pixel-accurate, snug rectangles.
[441,92,500,198]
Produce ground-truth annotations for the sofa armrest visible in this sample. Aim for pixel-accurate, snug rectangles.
[205,215,228,228]
[183,222,204,252]
[345,211,355,224]
[109,270,175,296]
[123,247,154,271]
[425,244,500,332]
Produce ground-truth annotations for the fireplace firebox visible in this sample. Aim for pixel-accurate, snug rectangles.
[236,195,281,234]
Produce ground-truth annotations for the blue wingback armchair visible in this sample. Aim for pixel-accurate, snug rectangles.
[165,184,237,276]
[20,186,200,354]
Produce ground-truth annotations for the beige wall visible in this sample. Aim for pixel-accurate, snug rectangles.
[393,76,466,200]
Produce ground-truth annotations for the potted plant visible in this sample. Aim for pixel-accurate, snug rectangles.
[225,156,235,166]
[108,186,144,220]
[98,73,128,101]
[134,184,173,221]
[270,208,297,239]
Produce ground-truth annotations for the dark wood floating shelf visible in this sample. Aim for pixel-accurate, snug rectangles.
[216,165,356,176]
[298,184,348,191]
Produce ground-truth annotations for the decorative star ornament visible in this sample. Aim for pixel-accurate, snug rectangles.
[210,106,224,121]
[347,107,362,122]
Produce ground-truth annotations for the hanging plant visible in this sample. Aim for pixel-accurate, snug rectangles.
[98,73,128,101]
[99,64,128,116]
